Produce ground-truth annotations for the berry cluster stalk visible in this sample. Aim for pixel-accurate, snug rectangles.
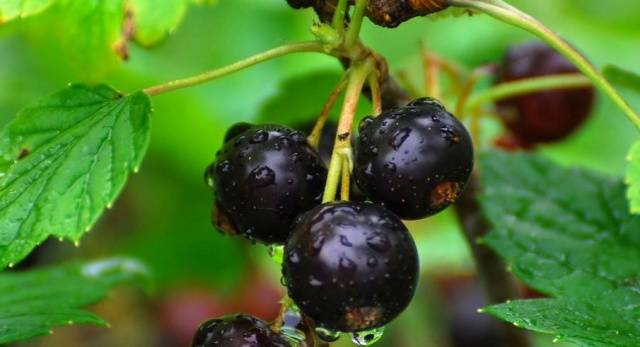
[447,0,640,130]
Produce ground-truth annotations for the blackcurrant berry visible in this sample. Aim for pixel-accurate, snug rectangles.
[207,124,327,244]
[282,201,419,332]
[354,98,473,220]
[495,41,595,145]
[192,314,290,347]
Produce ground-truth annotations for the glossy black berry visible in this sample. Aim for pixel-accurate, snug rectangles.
[282,201,419,332]
[354,98,473,220]
[495,41,595,145]
[207,124,327,244]
[192,314,290,347]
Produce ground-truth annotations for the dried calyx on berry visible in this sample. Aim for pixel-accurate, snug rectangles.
[494,41,595,147]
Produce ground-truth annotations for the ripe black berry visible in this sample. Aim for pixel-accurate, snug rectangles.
[192,314,290,347]
[354,98,473,220]
[495,41,595,145]
[206,124,327,244]
[282,201,419,332]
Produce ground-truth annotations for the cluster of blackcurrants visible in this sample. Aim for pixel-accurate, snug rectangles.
[192,40,594,346]
[195,97,473,346]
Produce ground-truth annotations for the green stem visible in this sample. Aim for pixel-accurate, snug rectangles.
[465,73,591,114]
[447,0,640,130]
[344,0,369,52]
[332,0,349,35]
[322,60,373,203]
[143,41,327,96]
[308,76,349,148]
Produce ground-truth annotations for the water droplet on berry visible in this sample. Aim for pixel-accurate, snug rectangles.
[366,232,391,253]
[250,129,269,143]
[247,166,275,189]
[383,162,396,173]
[339,257,357,272]
[316,327,341,342]
[359,116,374,131]
[367,257,378,267]
[388,128,411,150]
[290,131,306,143]
[369,145,379,155]
[340,235,353,247]
[309,275,323,287]
[352,327,385,346]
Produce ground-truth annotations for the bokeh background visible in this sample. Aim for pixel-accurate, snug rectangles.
[1,0,639,346]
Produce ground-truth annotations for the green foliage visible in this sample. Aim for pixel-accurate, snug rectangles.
[479,151,640,346]
[0,0,55,23]
[603,65,640,214]
[604,65,640,92]
[0,257,149,344]
[484,296,640,347]
[0,84,151,270]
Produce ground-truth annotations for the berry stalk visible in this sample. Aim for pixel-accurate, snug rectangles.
[322,59,374,203]
[464,73,591,116]
[447,0,640,130]
[143,41,328,96]
[308,76,349,148]
[345,0,370,53]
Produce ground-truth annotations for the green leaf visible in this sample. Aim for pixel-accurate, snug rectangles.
[129,0,189,47]
[484,295,640,347]
[479,151,640,297]
[604,65,640,93]
[0,0,55,23]
[0,257,150,344]
[30,0,201,79]
[478,151,640,346]
[625,140,640,214]
[605,66,640,214]
[0,84,151,269]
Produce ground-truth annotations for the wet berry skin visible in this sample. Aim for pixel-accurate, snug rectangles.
[354,98,474,220]
[192,314,290,347]
[282,201,419,332]
[495,41,595,145]
[207,124,327,244]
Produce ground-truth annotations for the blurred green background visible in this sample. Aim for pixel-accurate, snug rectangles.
[1,0,639,346]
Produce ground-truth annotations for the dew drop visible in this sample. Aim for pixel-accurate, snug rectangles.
[352,327,385,346]
[366,232,391,253]
[359,116,374,131]
[309,275,323,287]
[383,162,396,173]
[339,257,357,271]
[316,327,341,342]
[340,235,353,247]
[388,128,411,150]
[247,166,275,189]
[250,129,269,143]
[367,257,378,267]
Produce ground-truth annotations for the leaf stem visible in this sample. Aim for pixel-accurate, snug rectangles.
[332,0,349,35]
[465,73,591,115]
[447,0,640,130]
[308,76,349,148]
[143,41,328,96]
[344,0,369,52]
[322,60,373,203]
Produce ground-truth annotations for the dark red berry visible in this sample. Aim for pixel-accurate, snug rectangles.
[282,201,419,332]
[495,41,595,145]
[206,124,327,244]
[192,314,290,347]
[354,98,474,220]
